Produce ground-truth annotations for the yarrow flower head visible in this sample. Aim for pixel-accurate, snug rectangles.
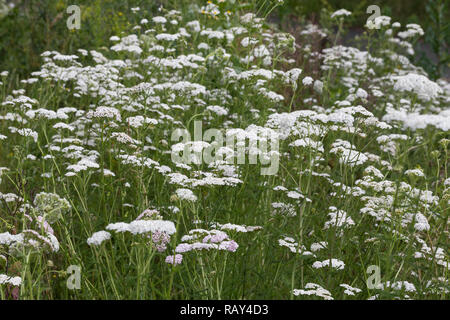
[0,274,22,287]
[174,188,198,202]
[87,231,111,246]
[165,254,183,266]
[312,258,345,270]
[293,283,333,300]
[331,9,351,19]
[366,15,391,29]
[392,73,442,101]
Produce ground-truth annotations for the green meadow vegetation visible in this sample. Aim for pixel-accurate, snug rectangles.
[0,0,448,299]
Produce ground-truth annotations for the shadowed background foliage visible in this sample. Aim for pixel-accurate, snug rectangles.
[0,0,448,79]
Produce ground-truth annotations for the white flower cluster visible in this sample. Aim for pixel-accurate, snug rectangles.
[293,283,334,300]
[0,274,22,287]
[312,258,345,270]
[87,231,111,246]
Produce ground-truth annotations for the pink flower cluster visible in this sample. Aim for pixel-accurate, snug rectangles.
[165,254,183,266]
[175,229,239,254]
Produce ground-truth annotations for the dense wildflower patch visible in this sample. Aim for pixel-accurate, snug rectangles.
[0,2,448,299]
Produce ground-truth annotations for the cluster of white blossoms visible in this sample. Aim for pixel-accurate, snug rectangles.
[0,274,22,287]
[323,207,355,230]
[330,139,368,167]
[278,236,314,256]
[331,9,351,19]
[312,258,346,270]
[293,283,334,300]
[174,188,198,202]
[87,231,111,246]
[376,281,416,293]
[392,73,443,101]
[340,284,362,296]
